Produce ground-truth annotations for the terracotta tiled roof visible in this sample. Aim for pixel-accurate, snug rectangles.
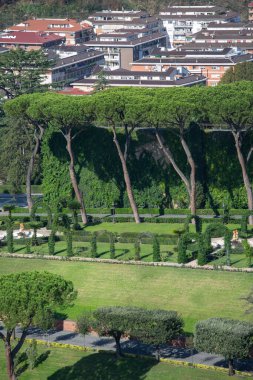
[7,18,91,33]
[0,31,64,45]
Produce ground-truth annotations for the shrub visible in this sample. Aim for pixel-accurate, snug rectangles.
[177,234,188,264]
[241,215,248,235]
[134,239,141,261]
[109,233,115,259]
[90,233,97,258]
[224,230,232,266]
[26,339,38,370]
[242,240,253,267]
[6,218,14,253]
[48,230,56,256]
[26,238,31,254]
[65,230,73,257]
[152,236,161,262]
[194,318,253,376]
[197,234,208,266]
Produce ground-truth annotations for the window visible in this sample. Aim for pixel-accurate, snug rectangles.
[211,66,220,70]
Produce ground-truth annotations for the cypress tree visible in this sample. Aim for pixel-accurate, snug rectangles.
[6,217,14,253]
[91,233,97,258]
[152,235,161,262]
[177,234,187,264]
[48,230,56,255]
[224,230,232,266]
[197,234,208,266]
[65,230,73,257]
[134,239,141,261]
[109,233,115,259]
[26,238,31,254]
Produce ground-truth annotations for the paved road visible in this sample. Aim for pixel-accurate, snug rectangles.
[2,326,252,372]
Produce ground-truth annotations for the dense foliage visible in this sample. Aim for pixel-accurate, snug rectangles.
[194,318,253,375]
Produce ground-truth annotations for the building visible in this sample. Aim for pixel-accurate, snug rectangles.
[43,47,105,85]
[85,31,168,69]
[71,65,206,91]
[130,48,253,86]
[88,10,164,35]
[0,31,64,50]
[160,5,240,47]
[6,18,93,45]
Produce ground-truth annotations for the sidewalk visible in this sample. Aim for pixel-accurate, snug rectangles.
[9,326,253,373]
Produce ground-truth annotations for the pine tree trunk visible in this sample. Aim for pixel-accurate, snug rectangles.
[5,343,16,380]
[65,134,88,225]
[233,132,253,225]
[112,128,140,224]
[180,136,196,217]
[155,129,192,208]
[114,334,122,358]
[26,127,44,212]
[228,359,235,376]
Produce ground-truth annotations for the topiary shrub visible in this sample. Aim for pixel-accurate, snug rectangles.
[90,233,97,258]
[48,230,56,255]
[134,239,141,261]
[152,235,161,262]
[65,230,73,257]
[6,217,14,253]
[177,233,188,264]
[197,234,208,266]
[109,233,115,259]
[25,238,31,254]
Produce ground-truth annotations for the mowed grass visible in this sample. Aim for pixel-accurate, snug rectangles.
[0,345,236,380]
[0,241,177,262]
[0,257,252,332]
[84,222,242,234]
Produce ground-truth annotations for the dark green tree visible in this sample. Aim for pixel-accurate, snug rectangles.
[3,205,15,218]
[134,238,141,261]
[194,318,253,376]
[6,217,14,254]
[68,200,80,229]
[224,230,232,266]
[0,271,76,380]
[0,48,50,99]
[221,62,253,84]
[65,230,73,257]
[197,234,208,266]
[109,233,115,259]
[152,235,161,262]
[29,221,42,246]
[177,233,188,264]
[90,232,97,258]
[48,230,56,256]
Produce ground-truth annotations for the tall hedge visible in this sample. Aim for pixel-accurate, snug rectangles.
[194,318,253,376]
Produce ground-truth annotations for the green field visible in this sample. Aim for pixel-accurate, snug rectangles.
[0,257,251,332]
[0,345,237,380]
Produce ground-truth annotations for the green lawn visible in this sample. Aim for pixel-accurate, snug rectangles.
[211,253,251,268]
[0,345,238,380]
[83,222,242,234]
[0,257,252,332]
[0,241,177,262]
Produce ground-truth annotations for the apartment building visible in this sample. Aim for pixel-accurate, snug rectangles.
[71,65,206,91]
[249,2,253,21]
[0,31,64,50]
[130,49,253,86]
[159,5,240,47]
[88,10,164,35]
[42,46,105,85]
[85,31,168,69]
[6,18,93,45]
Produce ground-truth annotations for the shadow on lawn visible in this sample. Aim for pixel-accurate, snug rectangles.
[48,352,158,380]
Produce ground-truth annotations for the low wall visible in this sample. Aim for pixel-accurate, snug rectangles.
[55,319,77,332]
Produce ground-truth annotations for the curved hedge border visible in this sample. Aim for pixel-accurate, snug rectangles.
[25,339,252,377]
[1,252,253,273]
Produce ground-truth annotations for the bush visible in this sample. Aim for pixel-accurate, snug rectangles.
[152,236,161,262]
[65,230,73,257]
[6,218,14,253]
[177,233,188,264]
[134,239,141,261]
[26,238,31,254]
[109,233,115,259]
[26,339,38,370]
[197,234,208,266]
[48,230,56,255]
[90,233,97,258]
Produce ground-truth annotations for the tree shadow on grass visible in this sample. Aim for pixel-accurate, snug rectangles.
[48,352,157,380]
[115,249,129,259]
